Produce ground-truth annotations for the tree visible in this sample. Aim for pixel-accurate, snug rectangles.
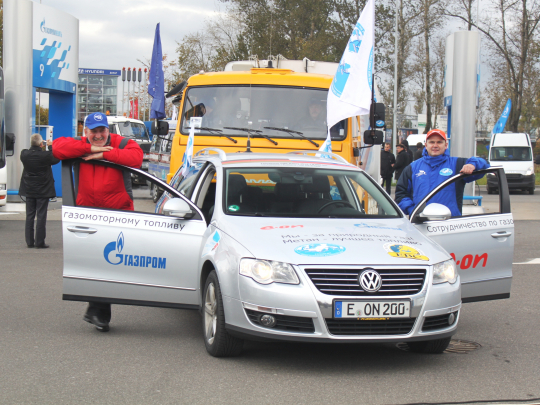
[35,105,48,125]
[445,0,540,132]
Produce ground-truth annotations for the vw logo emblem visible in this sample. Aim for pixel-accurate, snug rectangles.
[359,269,382,293]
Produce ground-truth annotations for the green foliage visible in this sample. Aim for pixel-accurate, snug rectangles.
[35,105,49,125]
[176,0,394,79]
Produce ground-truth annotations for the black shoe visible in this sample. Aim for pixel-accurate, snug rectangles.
[35,244,50,249]
[83,314,110,332]
[27,244,34,248]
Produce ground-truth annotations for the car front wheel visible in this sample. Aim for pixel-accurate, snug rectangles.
[202,271,244,357]
[407,337,451,354]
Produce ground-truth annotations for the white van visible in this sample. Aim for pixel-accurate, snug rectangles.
[487,132,535,195]
[406,134,426,155]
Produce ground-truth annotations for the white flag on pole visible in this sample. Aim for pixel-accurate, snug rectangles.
[180,117,201,176]
[327,0,375,130]
[319,132,332,153]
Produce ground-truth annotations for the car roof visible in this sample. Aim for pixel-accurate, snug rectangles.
[192,150,361,170]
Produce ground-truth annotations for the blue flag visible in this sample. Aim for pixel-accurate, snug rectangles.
[148,23,165,120]
[491,99,511,136]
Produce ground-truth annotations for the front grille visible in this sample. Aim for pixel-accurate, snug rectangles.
[422,311,458,332]
[245,309,315,333]
[304,268,427,296]
[326,318,416,335]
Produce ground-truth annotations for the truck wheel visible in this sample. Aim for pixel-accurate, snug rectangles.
[407,337,451,354]
[487,187,493,195]
[151,184,163,203]
[529,188,535,195]
[202,271,244,357]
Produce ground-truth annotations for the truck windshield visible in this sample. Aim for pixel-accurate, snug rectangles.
[118,122,150,141]
[180,85,347,141]
[490,147,531,161]
[223,167,400,218]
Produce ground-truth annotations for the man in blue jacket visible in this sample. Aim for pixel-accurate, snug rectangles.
[396,129,488,217]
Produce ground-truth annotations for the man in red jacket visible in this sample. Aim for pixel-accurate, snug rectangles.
[53,112,143,332]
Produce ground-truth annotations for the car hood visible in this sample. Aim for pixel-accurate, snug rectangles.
[215,216,450,266]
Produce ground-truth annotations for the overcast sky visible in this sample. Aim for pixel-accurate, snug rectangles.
[36,0,223,70]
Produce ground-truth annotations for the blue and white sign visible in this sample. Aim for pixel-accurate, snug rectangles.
[376,120,385,128]
[103,232,167,269]
[439,168,453,176]
[294,243,346,257]
[32,2,78,93]
[79,68,121,76]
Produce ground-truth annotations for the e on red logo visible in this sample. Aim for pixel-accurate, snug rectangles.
[261,225,304,230]
[450,253,488,270]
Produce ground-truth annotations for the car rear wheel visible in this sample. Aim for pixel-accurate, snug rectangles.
[203,271,244,357]
[407,337,451,354]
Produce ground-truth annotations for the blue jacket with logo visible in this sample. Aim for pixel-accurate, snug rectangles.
[395,148,489,216]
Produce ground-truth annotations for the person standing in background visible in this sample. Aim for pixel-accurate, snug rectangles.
[401,139,414,165]
[380,142,395,195]
[414,142,424,161]
[19,134,60,248]
[394,144,409,182]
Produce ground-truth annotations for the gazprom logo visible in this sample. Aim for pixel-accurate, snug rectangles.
[103,232,166,269]
[40,19,62,37]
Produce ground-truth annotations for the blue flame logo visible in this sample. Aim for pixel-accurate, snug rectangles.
[104,232,124,265]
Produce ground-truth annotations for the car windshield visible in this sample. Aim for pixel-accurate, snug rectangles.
[180,85,347,141]
[117,122,150,141]
[223,167,400,218]
[490,146,531,161]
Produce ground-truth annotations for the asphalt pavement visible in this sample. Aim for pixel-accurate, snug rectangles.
[0,187,539,405]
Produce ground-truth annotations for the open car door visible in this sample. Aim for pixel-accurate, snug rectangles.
[61,159,207,309]
[410,167,513,302]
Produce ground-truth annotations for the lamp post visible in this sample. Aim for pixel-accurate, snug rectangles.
[392,0,401,156]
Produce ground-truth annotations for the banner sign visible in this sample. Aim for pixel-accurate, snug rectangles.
[79,69,121,76]
[32,2,78,93]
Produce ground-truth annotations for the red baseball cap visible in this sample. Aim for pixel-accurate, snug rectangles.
[426,129,447,141]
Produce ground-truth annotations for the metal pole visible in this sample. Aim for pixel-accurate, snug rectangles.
[127,68,131,117]
[121,68,126,117]
[392,0,400,156]
[143,68,148,121]
[138,68,142,120]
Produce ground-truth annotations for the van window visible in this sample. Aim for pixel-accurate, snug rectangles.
[117,121,150,141]
[490,147,531,161]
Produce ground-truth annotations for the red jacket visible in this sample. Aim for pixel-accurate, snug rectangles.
[53,134,143,210]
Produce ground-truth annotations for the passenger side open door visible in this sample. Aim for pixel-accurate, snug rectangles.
[410,168,513,303]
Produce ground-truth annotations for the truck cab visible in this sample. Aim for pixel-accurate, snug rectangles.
[167,59,377,183]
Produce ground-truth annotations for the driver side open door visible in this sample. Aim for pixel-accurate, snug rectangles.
[411,167,513,303]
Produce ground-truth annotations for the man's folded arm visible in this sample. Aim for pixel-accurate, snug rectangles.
[52,137,92,160]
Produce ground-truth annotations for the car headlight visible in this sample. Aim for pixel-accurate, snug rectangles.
[525,167,534,176]
[487,173,496,177]
[0,184,6,190]
[239,258,299,285]
[433,259,457,285]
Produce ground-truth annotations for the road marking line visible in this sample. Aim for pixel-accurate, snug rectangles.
[513,258,540,264]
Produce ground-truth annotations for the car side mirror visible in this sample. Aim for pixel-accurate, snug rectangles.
[163,198,194,219]
[364,129,383,145]
[419,203,452,221]
[152,120,169,136]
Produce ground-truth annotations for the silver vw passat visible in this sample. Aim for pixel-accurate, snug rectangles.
[61,150,514,357]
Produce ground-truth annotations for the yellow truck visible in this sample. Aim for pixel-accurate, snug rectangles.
[166,59,380,183]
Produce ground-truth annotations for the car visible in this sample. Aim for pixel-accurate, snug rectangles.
[60,150,513,357]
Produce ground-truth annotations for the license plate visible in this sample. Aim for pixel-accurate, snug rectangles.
[334,300,410,319]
